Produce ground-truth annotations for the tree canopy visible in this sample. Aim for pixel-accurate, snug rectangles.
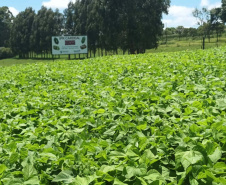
[64,0,171,54]
[0,6,13,47]
[3,0,226,58]
[0,1,171,58]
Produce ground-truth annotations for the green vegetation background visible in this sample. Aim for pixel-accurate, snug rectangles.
[1,47,226,184]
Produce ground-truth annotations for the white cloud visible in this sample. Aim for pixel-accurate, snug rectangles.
[42,0,76,9]
[201,0,209,7]
[163,6,197,28]
[9,7,19,17]
[163,1,221,28]
[200,0,221,9]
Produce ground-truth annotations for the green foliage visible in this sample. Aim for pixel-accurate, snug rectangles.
[0,47,14,59]
[221,0,226,23]
[10,7,36,58]
[64,0,171,55]
[9,6,63,58]
[1,47,226,184]
[0,6,13,47]
[31,7,63,55]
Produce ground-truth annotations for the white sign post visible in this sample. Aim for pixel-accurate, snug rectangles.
[52,36,88,56]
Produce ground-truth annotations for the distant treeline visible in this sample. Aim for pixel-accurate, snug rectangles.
[161,25,225,44]
[1,0,226,59]
[0,0,170,58]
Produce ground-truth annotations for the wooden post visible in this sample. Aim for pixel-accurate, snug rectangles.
[203,37,205,50]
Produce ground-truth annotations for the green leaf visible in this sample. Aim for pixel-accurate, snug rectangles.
[24,176,40,185]
[189,178,199,185]
[2,178,23,185]
[9,153,19,164]
[22,164,37,181]
[214,162,226,170]
[216,99,226,110]
[97,109,105,114]
[144,169,162,181]
[205,170,219,182]
[103,174,114,182]
[161,166,170,179]
[189,124,200,133]
[137,177,148,185]
[113,178,127,185]
[73,176,89,185]
[73,128,85,133]
[0,164,6,174]
[209,147,222,163]
[136,123,147,130]
[139,149,156,164]
[52,170,75,184]
[125,166,146,179]
[181,151,203,170]
[103,126,116,136]
[100,165,116,173]
[178,172,186,185]
[74,175,97,185]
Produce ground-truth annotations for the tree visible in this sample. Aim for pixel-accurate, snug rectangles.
[31,6,63,57]
[63,2,75,35]
[86,0,104,57]
[221,0,226,23]
[193,7,211,48]
[0,6,13,47]
[65,0,171,55]
[10,8,35,58]
[193,7,210,27]
[211,7,224,42]
[197,22,212,41]
[176,26,184,41]
[167,27,176,35]
[188,27,197,39]
[163,27,176,44]
[123,0,171,54]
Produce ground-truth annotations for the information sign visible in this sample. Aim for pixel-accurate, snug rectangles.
[52,36,88,55]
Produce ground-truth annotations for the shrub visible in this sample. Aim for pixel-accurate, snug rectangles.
[0,47,14,59]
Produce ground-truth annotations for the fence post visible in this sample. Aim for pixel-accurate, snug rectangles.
[203,37,205,50]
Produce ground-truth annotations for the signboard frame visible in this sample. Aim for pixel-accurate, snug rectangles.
[51,35,88,56]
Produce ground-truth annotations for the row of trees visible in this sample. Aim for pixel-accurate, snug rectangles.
[0,0,171,58]
[0,6,63,58]
[1,0,226,58]
[10,7,63,58]
[163,27,202,41]
[163,24,225,42]
[62,0,170,55]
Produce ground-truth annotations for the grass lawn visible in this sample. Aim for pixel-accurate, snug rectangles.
[0,58,54,67]
[0,56,87,67]
[149,36,226,53]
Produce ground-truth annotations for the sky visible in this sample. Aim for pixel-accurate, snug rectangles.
[0,0,222,28]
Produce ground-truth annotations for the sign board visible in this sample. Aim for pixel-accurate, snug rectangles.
[52,36,88,55]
